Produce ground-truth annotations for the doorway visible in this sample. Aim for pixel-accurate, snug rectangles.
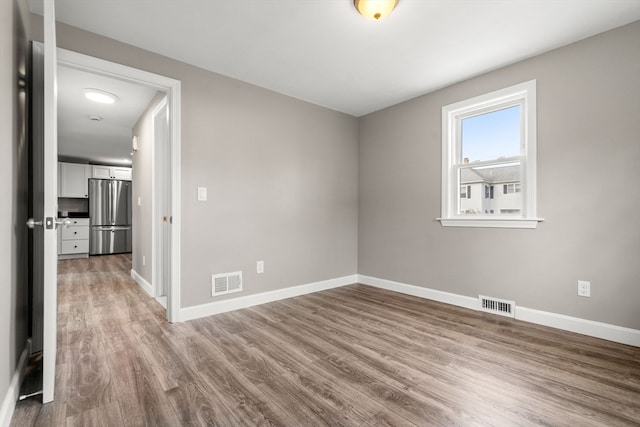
[28,43,182,405]
[56,47,181,322]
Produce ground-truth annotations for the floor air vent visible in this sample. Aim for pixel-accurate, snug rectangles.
[211,271,243,297]
[479,295,515,318]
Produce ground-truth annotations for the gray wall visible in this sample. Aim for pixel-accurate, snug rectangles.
[132,92,167,284]
[359,21,640,330]
[32,19,359,309]
[0,0,31,409]
[28,15,638,330]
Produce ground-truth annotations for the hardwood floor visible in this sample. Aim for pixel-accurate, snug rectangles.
[12,255,640,426]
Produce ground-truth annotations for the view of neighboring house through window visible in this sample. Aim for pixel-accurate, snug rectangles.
[440,80,540,228]
[459,105,521,215]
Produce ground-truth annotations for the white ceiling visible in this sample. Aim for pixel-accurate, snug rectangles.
[57,65,158,165]
[32,0,640,165]
[30,0,640,118]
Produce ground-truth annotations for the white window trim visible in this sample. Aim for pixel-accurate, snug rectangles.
[438,80,543,229]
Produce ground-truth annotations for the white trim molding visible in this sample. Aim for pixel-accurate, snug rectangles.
[168,270,640,347]
[180,275,357,322]
[358,275,640,347]
[516,307,640,347]
[440,80,539,229]
[0,340,31,427]
[168,80,182,324]
[437,218,543,229]
[131,269,153,298]
[357,275,478,310]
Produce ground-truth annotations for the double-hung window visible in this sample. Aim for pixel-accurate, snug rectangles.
[439,80,541,228]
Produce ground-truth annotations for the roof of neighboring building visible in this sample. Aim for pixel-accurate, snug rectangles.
[460,168,485,184]
[460,164,520,184]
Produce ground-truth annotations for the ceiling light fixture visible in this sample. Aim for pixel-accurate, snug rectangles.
[83,88,118,104]
[354,0,398,21]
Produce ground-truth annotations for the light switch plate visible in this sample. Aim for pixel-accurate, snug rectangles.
[197,187,207,201]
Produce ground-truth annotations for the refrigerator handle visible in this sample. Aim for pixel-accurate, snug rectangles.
[111,180,117,225]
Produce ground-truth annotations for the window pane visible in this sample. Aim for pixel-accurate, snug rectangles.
[459,162,521,215]
[461,105,520,163]
[459,171,477,214]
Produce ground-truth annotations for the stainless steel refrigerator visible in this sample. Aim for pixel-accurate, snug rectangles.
[89,179,132,255]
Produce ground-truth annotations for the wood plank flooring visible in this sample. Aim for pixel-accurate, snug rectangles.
[11,254,640,426]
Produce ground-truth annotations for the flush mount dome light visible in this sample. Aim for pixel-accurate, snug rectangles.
[354,0,398,21]
[83,88,118,104]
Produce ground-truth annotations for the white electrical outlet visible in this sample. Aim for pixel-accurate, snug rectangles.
[142,255,146,266]
[257,260,264,274]
[578,280,591,297]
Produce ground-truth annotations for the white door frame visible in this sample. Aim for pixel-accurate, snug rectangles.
[56,48,182,323]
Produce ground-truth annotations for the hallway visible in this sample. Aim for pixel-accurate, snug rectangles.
[12,254,166,425]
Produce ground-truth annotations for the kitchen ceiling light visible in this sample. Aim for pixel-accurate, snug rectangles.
[354,0,398,21]
[83,88,118,104]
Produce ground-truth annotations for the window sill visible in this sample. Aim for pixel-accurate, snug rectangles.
[437,217,544,229]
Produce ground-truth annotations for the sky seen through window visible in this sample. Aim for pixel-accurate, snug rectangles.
[461,105,521,163]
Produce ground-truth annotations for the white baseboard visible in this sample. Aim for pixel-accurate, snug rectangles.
[180,274,358,322]
[130,269,153,297]
[357,275,478,310]
[358,275,640,347]
[516,307,640,347]
[172,270,639,347]
[0,340,31,427]
[155,296,167,309]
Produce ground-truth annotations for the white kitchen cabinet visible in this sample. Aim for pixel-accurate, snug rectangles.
[112,167,132,180]
[92,165,132,181]
[58,162,90,198]
[91,165,112,180]
[58,218,90,259]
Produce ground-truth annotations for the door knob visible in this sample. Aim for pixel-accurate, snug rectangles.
[26,218,43,229]
[55,218,72,229]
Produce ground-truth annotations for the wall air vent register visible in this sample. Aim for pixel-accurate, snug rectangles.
[479,295,515,318]
[211,271,243,297]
